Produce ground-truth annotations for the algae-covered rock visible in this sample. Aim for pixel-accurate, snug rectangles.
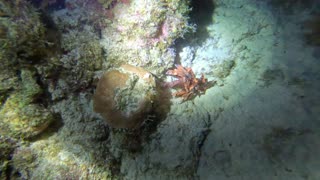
[10,147,36,179]
[45,26,103,100]
[0,69,18,105]
[0,70,54,139]
[0,0,46,60]
[0,136,17,179]
[100,0,194,75]
[0,95,54,139]
[0,0,47,104]
[94,64,157,129]
[97,0,113,8]
[0,0,110,179]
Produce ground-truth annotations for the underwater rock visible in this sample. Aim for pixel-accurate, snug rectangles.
[11,147,36,179]
[0,0,48,104]
[0,0,47,60]
[0,70,54,139]
[0,136,17,179]
[93,64,156,129]
[0,95,54,139]
[100,0,193,75]
[49,27,103,96]
[97,0,114,8]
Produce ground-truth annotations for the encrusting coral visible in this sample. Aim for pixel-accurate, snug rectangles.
[164,64,210,100]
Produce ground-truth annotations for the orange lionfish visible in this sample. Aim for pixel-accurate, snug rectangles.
[164,64,210,100]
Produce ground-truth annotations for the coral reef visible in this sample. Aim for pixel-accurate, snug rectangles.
[0,0,113,178]
[10,147,36,179]
[100,0,194,75]
[45,27,103,98]
[94,64,157,128]
[0,1,55,140]
[0,0,47,104]
[0,1,47,58]
[97,0,114,8]
[35,1,104,101]
[0,0,319,179]
[0,1,57,177]
[0,136,17,179]
[0,70,54,139]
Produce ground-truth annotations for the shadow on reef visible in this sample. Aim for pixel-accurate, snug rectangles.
[176,0,216,49]
[304,15,320,46]
[28,113,64,142]
[0,0,64,140]
[189,0,216,44]
[28,0,66,11]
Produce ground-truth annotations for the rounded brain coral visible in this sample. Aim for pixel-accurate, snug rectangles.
[93,64,157,129]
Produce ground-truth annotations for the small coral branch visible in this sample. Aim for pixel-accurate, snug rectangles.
[164,64,211,100]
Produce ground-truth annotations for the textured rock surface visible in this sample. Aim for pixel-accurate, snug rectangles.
[0,1,46,104]
[0,1,57,177]
[0,70,54,139]
[100,0,193,75]
[0,1,55,140]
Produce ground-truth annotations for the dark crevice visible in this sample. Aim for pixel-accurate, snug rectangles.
[0,88,14,105]
[190,124,212,177]
[28,0,66,11]
[32,71,52,108]
[174,0,216,64]
[28,113,64,142]
[188,0,216,44]
[176,0,215,47]
[5,164,13,180]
